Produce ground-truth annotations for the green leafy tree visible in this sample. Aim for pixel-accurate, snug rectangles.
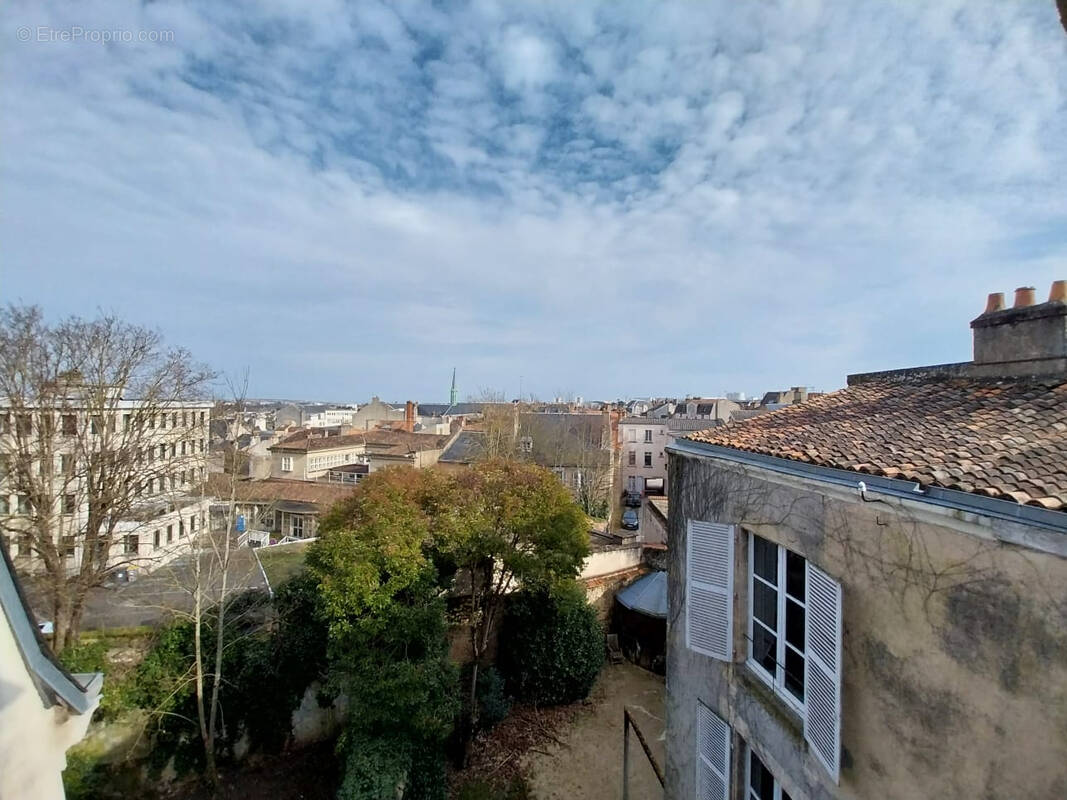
[439,460,589,746]
[307,469,461,800]
[498,581,603,706]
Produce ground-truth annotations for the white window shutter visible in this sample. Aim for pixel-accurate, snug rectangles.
[686,520,734,661]
[804,562,843,783]
[696,702,730,800]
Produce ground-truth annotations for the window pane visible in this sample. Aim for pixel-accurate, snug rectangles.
[785,599,805,651]
[786,550,805,601]
[753,535,777,583]
[784,647,805,702]
[753,580,778,628]
[752,624,777,676]
[748,750,775,800]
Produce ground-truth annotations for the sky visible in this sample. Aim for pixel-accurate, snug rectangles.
[3,1,1067,403]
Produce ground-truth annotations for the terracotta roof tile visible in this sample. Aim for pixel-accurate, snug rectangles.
[686,376,1067,512]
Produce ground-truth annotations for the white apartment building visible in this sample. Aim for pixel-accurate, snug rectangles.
[619,417,669,495]
[303,406,360,428]
[1,392,213,576]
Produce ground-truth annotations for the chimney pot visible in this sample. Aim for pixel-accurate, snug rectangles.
[1013,286,1036,308]
[984,292,1005,314]
[1050,280,1067,303]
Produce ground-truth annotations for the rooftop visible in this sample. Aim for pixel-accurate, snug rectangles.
[688,376,1067,511]
[271,429,450,453]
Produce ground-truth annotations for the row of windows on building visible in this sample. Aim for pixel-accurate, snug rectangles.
[8,510,207,558]
[0,467,206,513]
[625,428,658,443]
[627,450,657,467]
[1,410,208,437]
[307,452,362,471]
[0,439,204,479]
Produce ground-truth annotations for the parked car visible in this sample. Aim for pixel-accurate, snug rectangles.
[621,509,640,531]
[624,491,642,507]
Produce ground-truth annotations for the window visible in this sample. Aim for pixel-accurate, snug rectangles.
[199,438,204,453]
[123,413,131,431]
[0,496,8,514]
[124,535,139,555]
[179,520,185,538]
[153,529,161,550]
[291,515,305,538]
[169,443,176,458]
[61,536,76,558]
[190,515,196,533]
[171,412,178,428]
[628,450,636,467]
[61,454,74,475]
[643,451,652,467]
[627,428,636,443]
[574,471,584,489]
[16,414,32,436]
[644,429,653,443]
[62,414,78,435]
[17,535,32,556]
[90,415,103,434]
[748,534,807,707]
[62,494,76,514]
[181,441,186,456]
[167,524,173,544]
[200,411,205,425]
[182,412,187,427]
[745,744,793,800]
[147,478,155,495]
[519,436,533,453]
[17,495,31,515]
[281,456,293,472]
[746,533,843,781]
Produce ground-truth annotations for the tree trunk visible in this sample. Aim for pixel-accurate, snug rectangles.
[51,584,75,654]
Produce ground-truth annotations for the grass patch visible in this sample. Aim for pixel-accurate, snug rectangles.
[256,541,311,588]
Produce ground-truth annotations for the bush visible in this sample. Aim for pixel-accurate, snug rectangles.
[58,637,138,721]
[474,666,511,731]
[498,581,603,706]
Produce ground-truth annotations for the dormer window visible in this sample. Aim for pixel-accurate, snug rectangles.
[519,436,533,453]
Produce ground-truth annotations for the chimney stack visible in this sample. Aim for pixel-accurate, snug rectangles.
[404,400,415,433]
[970,280,1067,377]
[1013,286,1036,308]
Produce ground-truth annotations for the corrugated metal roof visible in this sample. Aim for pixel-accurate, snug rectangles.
[615,571,667,618]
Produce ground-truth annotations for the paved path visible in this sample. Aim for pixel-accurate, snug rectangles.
[24,547,266,631]
[524,663,665,800]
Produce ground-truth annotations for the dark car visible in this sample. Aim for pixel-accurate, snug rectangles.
[624,491,642,507]
[621,509,640,531]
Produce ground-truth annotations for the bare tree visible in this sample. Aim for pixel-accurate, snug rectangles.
[0,305,214,650]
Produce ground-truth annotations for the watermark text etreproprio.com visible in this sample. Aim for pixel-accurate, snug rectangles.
[16,25,175,44]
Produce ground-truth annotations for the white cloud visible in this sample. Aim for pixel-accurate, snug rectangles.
[2,0,1066,400]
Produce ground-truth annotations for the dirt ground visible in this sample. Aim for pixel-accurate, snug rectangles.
[522,663,665,800]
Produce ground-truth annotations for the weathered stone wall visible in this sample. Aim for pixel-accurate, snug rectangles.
[664,451,1067,800]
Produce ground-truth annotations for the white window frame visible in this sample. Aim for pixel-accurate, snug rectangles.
[281,455,293,472]
[746,532,807,716]
[643,429,653,443]
[745,742,793,800]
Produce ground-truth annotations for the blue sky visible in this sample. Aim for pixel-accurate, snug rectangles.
[3,1,1067,403]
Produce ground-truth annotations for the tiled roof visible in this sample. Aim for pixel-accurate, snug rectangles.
[202,474,355,506]
[271,429,449,453]
[687,377,1067,511]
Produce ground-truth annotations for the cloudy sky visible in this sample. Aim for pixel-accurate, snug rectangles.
[3,1,1066,403]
